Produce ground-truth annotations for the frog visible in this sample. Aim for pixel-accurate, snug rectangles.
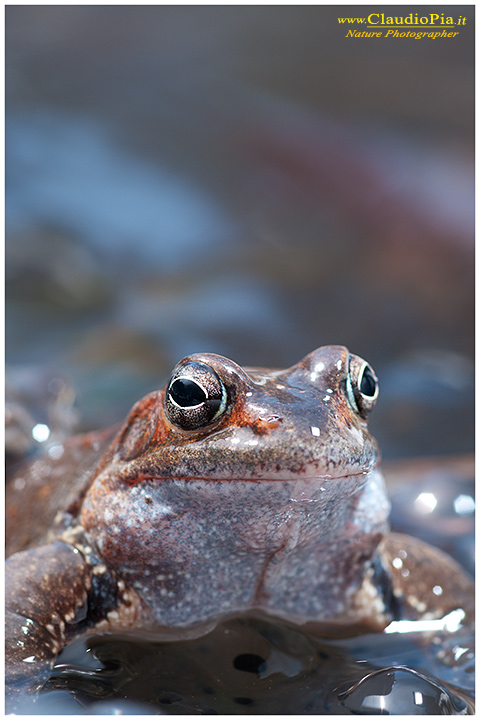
[5,345,474,712]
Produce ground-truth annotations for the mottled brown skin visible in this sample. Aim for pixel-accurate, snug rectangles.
[6,427,116,557]
[5,346,474,711]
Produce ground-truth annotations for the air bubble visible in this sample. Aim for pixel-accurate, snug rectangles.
[334,667,469,715]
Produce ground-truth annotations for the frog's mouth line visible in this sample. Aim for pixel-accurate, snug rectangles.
[117,464,382,486]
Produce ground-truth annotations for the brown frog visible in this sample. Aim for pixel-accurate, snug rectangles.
[5,346,474,711]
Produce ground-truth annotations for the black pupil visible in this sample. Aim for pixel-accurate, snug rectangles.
[170,378,207,407]
[360,366,376,397]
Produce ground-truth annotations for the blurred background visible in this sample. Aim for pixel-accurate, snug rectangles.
[5,5,474,461]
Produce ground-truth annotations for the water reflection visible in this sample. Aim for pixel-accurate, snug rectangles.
[335,666,470,715]
[385,456,474,576]
[32,614,474,715]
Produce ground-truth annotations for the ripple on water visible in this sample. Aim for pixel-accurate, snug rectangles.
[30,614,474,715]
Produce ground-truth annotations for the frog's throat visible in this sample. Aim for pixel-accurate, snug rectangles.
[81,469,390,627]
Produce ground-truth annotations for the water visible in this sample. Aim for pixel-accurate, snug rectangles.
[31,614,473,714]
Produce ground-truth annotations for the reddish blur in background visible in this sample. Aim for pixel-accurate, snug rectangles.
[5,5,474,460]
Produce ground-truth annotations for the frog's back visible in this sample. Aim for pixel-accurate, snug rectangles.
[6,427,116,557]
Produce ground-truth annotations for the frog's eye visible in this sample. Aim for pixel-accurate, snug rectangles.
[165,361,227,431]
[346,355,379,418]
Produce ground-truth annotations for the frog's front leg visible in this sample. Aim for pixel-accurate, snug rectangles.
[5,539,149,712]
[377,532,475,622]
[5,541,91,711]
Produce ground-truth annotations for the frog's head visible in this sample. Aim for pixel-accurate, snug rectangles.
[81,346,389,628]
[94,345,380,482]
